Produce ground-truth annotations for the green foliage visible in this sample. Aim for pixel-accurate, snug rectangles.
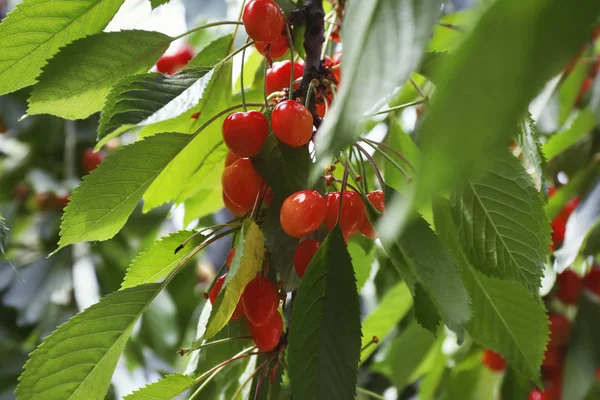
[348,240,376,293]
[15,284,161,400]
[543,109,596,160]
[204,220,264,339]
[124,373,194,400]
[288,227,361,400]
[121,230,206,289]
[28,31,172,119]
[451,150,551,295]
[516,112,546,188]
[0,0,125,95]
[56,133,191,252]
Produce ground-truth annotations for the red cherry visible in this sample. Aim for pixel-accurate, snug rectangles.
[359,190,385,239]
[209,274,244,320]
[548,314,570,347]
[226,248,236,270]
[255,34,289,59]
[231,301,245,320]
[242,276,279,326]
[225,151,242,167]
[222,159,264,211]
[542,345,563,370]
[223,191,247,217]
[316,93,332,118]
[575,77,593,106]
[271,100,313,147]
[280,190,327,238]
[82,148,104,174]
[583,266,600,296]
[264,187,274,207]
[324,191,366,238]
[242,0,285,44]
[555,269,582,305]
[293,240,321,278]
[266,60,304,95]
[156,47,194,74]
[222,111,269,157]
[249,311,283,352]
[481,349,506,372]
[596,367,600,380]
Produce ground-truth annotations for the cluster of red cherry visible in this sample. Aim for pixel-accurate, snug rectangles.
[548,187,580,251]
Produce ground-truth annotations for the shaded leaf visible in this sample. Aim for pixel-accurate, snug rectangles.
[0,0,125,95]
[348,241,376,293]
[501,366,532,400]
[288,227,361,400]
[28,30,172,119]
[516,112,546,188]
[543,109,595,160]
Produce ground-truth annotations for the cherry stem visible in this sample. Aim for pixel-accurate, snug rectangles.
[354,144,385,190]
[175,222,242,254]
[361,137,416,173]
[361,140,411,182]
[321,10,337,59]
[356,387,386,400]
[327,177,360,193]
[305,79,317,109]
[181,336,254,356]
[353,146,369,193]
[409,77,427,100]
[231,358,272,400]
[364,99,425,118]
[336,158,350,226]
[286,23,296,96]
[339,152,363,192]
[214,40,255,73]
[250,183,268,220]
[436,21,467,32]
[240,37,250,112]
[171,21,244,41]
[361,335,380,352]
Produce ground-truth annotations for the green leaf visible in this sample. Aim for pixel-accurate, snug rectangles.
[558,50,590,125]
[175,142,228,204]
[543,109,596,160]
[562,293,600,400]
[451,150,551,295]
[183,186,224,226]
[392,0,600,240]
[359,282,413,363]
[204,220,265,339]
[150,0,170,9]
[27,30,172,119]
[348,241,376,293]
[56,133,191,253]
[121,230,206,289]
[288,227,361,400]
[315,0,441,168]
[383,118,419,193]
[124,373,194,400]
[0,0,125,95]
[15,283,161,400]
[97,34,232,146]
[501,367,532,400]
[516,112,546,188]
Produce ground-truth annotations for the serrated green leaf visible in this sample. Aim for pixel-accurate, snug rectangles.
[125,373,193,400]
[383,119,419,193]
[562,293,600,400]
[543,109,596,160]
[451,150,551,295]
[121,230,206,289]
[315,0,441,169]
[516,112,546,189]
[27,30,172,119]
[359,282,412,363]
[176,142,228,204]
[15,283,161,400]
[0,0,125,95]
[288,227,361,400]
[56,133,191,253]
[205,220,264,339]
[183,186,224,226]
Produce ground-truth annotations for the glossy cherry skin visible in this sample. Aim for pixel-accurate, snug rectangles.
[294,240,321,278]
[255,34,288,59]
[583,265,600,296]
[242,276,280,326]
[271,100,313,147]
[249,311,283,352]
[266,60,304,94]
[223,191,247,217]
[324,191,366,238]
[156,47,194,74]
[555,269,582,305]
[225,151,241,167]
[359,190,385,239]
[242,0,285,43]
[82,148,104,174]
[222,159,264,211]
[209,274,244,320]
[548,314,570,347]
[226,248,236,270]
[222,111,269,157]
[280,190,327,238]
[481,349,506,372]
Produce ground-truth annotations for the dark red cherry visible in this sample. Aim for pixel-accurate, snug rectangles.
[359,190,385,239]
[266,60,304,95]
[242,0,285,43]
[255,34,288,59]
[584,265,600,296]
[249,311,283,352]
[222,111,269,157]
[82,148,104,174]
[293,240,321,278]
[481,349,506,372]
[324,191,366,238]
[242,276,280,326]
[555,269,582,305]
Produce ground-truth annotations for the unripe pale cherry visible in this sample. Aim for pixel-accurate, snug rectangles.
[324,191,366,239]
[266,60,304,95]
[280,190,327,238]
[222,111,269,157]
[271,100,313,147]
[359,190,385,239]
[249,311,283,352]
[242,0,285,43]
[294,240,321,278]
[242,276,279,326]
[222,159,264,211]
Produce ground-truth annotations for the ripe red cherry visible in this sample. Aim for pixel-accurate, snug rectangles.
[82,148,104,174]
[542,345,563,369]
[226,248,236,270]
[264,187,274,207]
[209,274,244,320]
[481,349,506,372]
[249,311,283,352]
[222,159,264,211]
[293,240,321,278]
[359,190,385,239]
[548,314,570,347]
[225,151,241,167]
[242,0,285,44]
[222,111,269,157]
[242,276,279,326]
[223,192,247,217]
[266,60,304,94]
[324,191,366,238]
[156,47,194,74]
[316,93,332,118]
[280,190,327,238]
[584,266,600,296]
[271,100,313,147]
[255,34,288,59]
[555,269,582,304]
